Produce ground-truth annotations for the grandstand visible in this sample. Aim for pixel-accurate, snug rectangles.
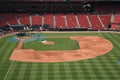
[0,0,120,32]
[0,0,120,33]
[0,0,120,31]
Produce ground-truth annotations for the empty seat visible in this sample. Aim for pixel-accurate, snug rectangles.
[77,14,90,29]
[0,19,8,27]
[99,15,111,29]
[111,15,120,30]
[66,14,78,28]
[16,13,30,25]
[0,13,18,25]
[55,14,66,28]
[88,15,103,30]
[31,15,42,25]
[44,14,54,28]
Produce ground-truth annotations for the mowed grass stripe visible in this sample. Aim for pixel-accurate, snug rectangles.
[83,60,100,80]
[90,33,114,80]
[81,60,98,80]
[53,63,61,80]
[0,36,18,62]
[84,58,109,80]
[2,61,13,80]
[48,64,54,80]
[0,38,10,72]
[1,42,17,62]
[97,57,118,80]
[107,33,120,59]
[23,63,32,80]
[98,33,117,79]
[0,62,11,80]
[110,33,120,69]
[0,36,18,80]
[0,38,14,62]
[77,61,91,80]
[0,37,9,54]
[88,59,106,80]
[105,33,120,78]
[94,32,116,79]
[68,62,79,79]
[72,62,85,79]
[97,33,119,80]
[36,63,43,80]
[111,33,120,53]
[41,64,49,80]
[29,63,38,80]
[58,63,66,79]
[95,59,112,79]
[17,63,28,80]
[3,61,17,80]
[10,62,22,80]
[63,63,73,80]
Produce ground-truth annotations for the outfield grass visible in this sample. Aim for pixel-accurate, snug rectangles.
[22,38,80,50]
[0,32,120,80]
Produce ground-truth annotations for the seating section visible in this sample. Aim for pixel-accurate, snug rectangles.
[0,18,8,27]
[66,14,78,28]
[99,15,111,29]
[111,15,120,30]
[31,15,42,25]
[0,13,120,31]
[0,13,18,25]
[77,14,90,28]
[16,13,30,25]
[88,15,103,30]
[44,14,54,28]
[55,14,66,28]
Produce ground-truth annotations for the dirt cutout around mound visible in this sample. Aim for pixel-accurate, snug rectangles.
[10,36,113,62]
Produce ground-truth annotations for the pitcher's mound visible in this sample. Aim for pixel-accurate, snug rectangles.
[42,40,55,45]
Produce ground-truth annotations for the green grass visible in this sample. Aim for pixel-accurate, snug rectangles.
[22,38,80,50]
[0,32,120,80]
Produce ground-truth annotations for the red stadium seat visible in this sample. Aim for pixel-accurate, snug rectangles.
[55,13,66,28]
[0,13,18,25]
[88,15,103,30]
[44,14,54,28]
[0,18,8,27]
[16,13,30,25]
[31,15,42,26]
[77,14,90,29]
[99,15,111,29]
[66,13,78,28]
[111,15,120,30]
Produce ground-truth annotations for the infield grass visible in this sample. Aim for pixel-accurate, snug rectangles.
[0,32,120,80]
[22,38,80,50]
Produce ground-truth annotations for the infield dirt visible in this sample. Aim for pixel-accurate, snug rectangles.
[10,36,113,62]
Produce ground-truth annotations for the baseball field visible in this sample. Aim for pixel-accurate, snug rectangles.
[0,32,120,80]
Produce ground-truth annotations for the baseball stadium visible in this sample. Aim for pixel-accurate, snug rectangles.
[0,0,120,80]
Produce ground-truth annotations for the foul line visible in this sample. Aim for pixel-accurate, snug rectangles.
[3,61,14,80]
